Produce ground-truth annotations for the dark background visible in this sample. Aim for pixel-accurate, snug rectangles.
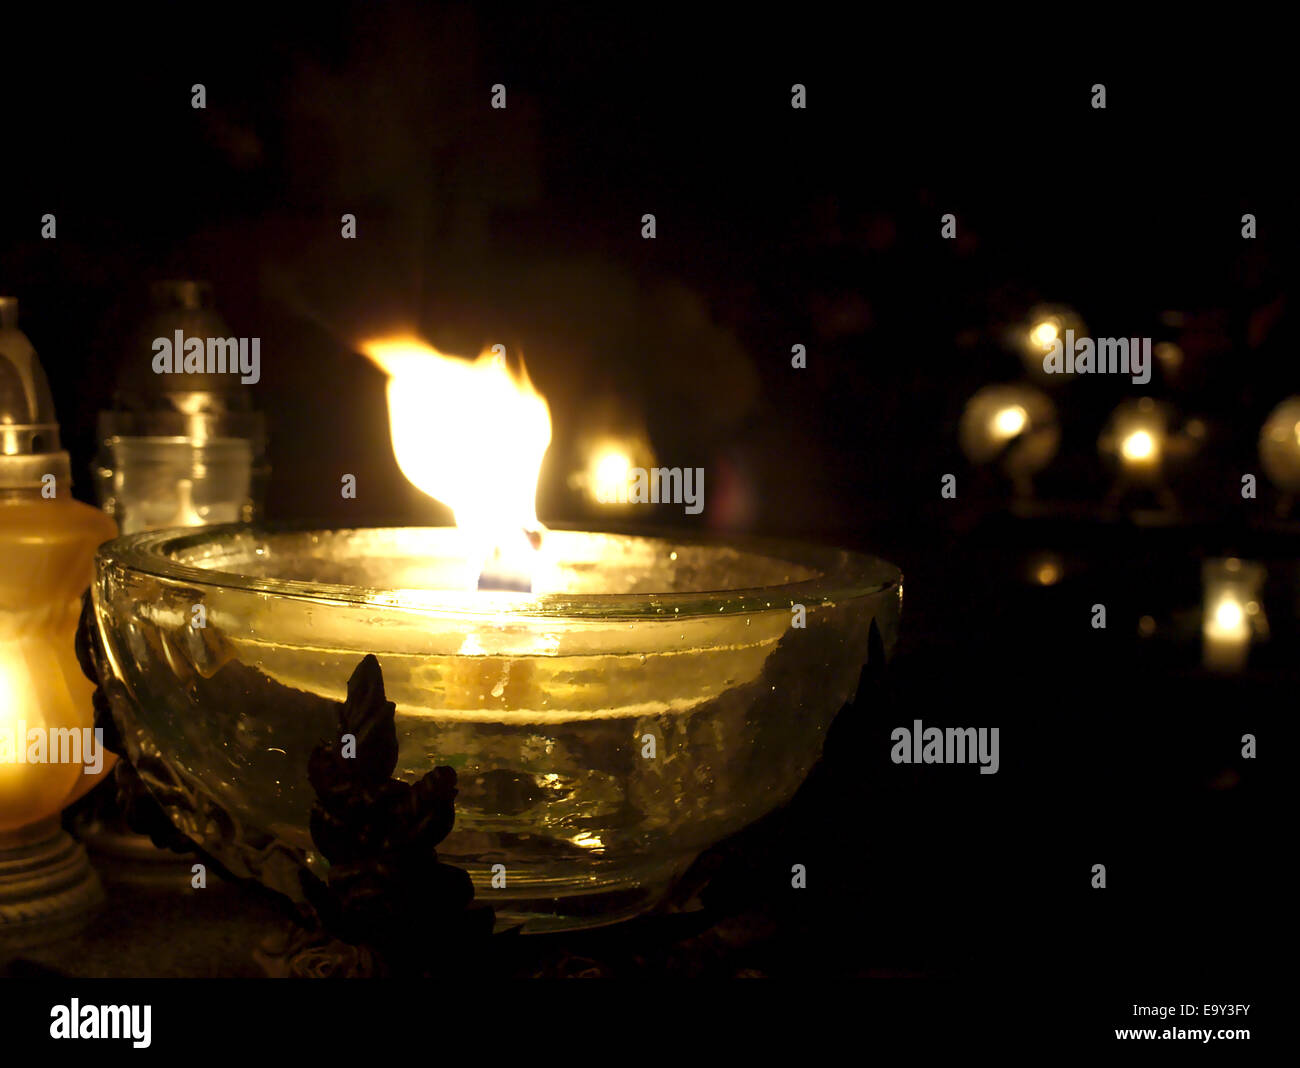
[1,7,1284,983]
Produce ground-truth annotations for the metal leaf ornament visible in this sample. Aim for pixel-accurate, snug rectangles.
[302,654,494,973]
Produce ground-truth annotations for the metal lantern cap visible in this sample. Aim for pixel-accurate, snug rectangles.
[0,297,72,489]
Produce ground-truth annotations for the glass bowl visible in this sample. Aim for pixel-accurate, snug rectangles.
[92,525,901,932]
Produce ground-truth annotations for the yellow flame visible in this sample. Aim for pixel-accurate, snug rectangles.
[569,430,656,509]
[1120,429,1157,462]
[991,405,1028,440]
[0,645,55,821]
[593,449,632,499]
[1029,320,1059,351]
[1035,561,1061,586]
[361,337,552,557]
[0,650,32,736]
[1213,598,1244,631]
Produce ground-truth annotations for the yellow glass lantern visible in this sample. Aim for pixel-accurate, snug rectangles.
[0,297,117,949]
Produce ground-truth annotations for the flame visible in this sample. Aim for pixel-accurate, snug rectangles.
[1213,598,1245,631]
[593,448,634,499]
[1120,429,1157,463]
[361,337,552,579]
[1029,319,1059,352]
[991,405,1028,440]
[569,428,656,509]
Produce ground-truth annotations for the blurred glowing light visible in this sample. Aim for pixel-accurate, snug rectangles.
[1029,320,1059,351]
[1154,341,1183,370]
[1259,397,1300,495]
[1202,557,1264,673]
[1213,599,1244,631]
[1121,430,1157,463]
[592,448,633,504]
[992,405,1028,439]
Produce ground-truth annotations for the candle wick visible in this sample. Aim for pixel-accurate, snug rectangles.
[476,529,542,592]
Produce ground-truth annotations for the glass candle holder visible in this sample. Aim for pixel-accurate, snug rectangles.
[1014,303,1087,383]
[1,296,117,949]
[94,281,267,535]
[1098,397,1202,511]
[1259,396,1300,516]
[959,382,1059,496]
[93,525,901,932]
[1201,558,1266,673]
[96,417,261,534]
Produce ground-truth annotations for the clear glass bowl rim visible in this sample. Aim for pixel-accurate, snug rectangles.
[95,522,902,621]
